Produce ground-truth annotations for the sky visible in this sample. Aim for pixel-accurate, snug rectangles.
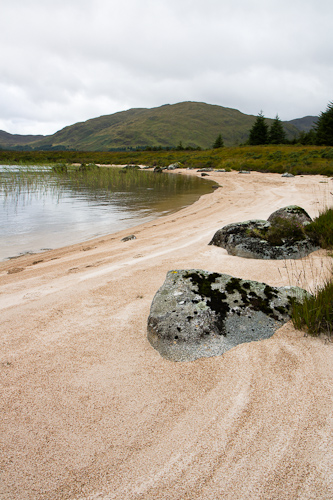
[1,0,333,136]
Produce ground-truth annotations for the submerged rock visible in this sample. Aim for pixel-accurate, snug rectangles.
[147,270,308,361]
[209,206,319,260]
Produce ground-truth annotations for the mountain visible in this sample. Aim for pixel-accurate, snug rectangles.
[0,130,44,149]
[288,116,317,133]
[0,102,315,151]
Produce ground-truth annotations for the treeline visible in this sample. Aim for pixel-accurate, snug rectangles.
[247,101,333,146]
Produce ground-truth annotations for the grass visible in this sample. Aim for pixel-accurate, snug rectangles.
[291,273,333,337]
[305,208,333,248]
[286,205,333,338]
[1,145,333,176]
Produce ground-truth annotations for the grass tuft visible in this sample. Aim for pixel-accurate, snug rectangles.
[291,275,333,337]
[305,208,333,249]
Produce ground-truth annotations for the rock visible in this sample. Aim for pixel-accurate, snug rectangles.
[153,167,163,173]
[197,168,213,172]
[238,170,251,174]
[216,169,226,172]
[167,162,182,170]
[122,164,141,170]
[282,172,295,177]
[147,270,308,361]
[201,173,209,176]
[121,234,136,242]
[209,207,319,260]
[267,205,312,225]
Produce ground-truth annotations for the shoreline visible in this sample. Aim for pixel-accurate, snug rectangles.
[0,166,215,263]
[1,170,333,500]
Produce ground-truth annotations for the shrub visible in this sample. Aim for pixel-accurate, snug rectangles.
[305,208,333,249]
[247,217,307,246]
[291,276,333,336]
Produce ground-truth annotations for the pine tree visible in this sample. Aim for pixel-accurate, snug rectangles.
[269,115,286,144]
[315,101,333,146]
[212,133,224,148]
[248,111,269,145]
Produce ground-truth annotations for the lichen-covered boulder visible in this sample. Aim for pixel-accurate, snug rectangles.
[209,206,319,260]
[147,270,309,362]
[267,205,312,225]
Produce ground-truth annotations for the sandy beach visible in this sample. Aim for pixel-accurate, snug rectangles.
[1,170,333,500]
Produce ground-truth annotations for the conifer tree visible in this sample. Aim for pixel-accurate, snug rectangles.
[315,101,333,146]
[213,133,224,148]
[269,115,286,144]
[248,111,269,145]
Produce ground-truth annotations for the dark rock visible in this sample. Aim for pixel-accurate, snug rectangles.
[154,167,163,173]
[197,168,213,172]
[147,270,308,361]
[201,173,209,177]
[121,234,136,242]
[209,207,319,260]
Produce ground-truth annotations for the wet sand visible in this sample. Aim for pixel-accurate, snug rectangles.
[1,170,333,499]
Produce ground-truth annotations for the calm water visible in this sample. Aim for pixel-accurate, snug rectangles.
[0,165,213,260]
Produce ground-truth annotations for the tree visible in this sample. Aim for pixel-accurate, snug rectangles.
[212,133,224,149]
[268,115,286,144]
[248,111,269,145]
[315,101,333,146]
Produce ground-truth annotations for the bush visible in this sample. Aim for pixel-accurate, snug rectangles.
[247,216,307,246]
[305,208,333,249]
[291,276,333,336]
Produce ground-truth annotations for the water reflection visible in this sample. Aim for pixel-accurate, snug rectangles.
[0,165,213,260]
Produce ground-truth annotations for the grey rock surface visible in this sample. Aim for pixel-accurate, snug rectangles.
[147,270,308,361]
[282,172,295,177]
[267,205,312,225]
[209,207,319,260]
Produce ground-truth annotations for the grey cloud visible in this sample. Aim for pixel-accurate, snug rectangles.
[0,0,332,134]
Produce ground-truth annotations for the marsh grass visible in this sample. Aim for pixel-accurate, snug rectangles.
[279,239,333,338]
[305,208,333,249]
[291,276,333,337]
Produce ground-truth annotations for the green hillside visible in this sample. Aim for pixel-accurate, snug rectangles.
[0,102,307,151]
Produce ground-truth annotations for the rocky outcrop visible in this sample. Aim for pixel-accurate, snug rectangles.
[147,270,308,361]
[267,205,312,225]
[209,206,319,260]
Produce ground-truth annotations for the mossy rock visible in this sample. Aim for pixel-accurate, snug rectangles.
[147,270,309,361]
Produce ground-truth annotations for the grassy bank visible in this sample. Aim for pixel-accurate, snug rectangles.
[1,145,333,176]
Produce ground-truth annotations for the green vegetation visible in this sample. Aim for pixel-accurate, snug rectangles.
[291,276,333,337]
[1,144,333,176]
[305,208,333,249]
[315,101,333,146]
[212,134,224,149]
[269,115,287,144]
[248,217,307,246]
[248,112,269,145]
[0,102,304,151]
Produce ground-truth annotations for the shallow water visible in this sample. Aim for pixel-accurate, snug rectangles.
[0,165,213,260]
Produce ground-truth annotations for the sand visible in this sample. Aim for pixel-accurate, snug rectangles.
[1,170,333,500]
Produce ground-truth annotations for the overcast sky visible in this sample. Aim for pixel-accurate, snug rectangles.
[1,0,332,135]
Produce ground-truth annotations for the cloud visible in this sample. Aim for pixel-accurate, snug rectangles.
[0,0,332,134]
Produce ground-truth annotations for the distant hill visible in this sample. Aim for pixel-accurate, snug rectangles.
[0,130,44,149]
[288,116,317,133]
[0,102,316,151]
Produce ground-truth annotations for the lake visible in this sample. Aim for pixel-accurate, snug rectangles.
[0,165,213,261]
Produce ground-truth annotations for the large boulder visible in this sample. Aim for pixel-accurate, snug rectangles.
[147,270,308,362]
[267,205,312,225]
[209,206,319,260]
